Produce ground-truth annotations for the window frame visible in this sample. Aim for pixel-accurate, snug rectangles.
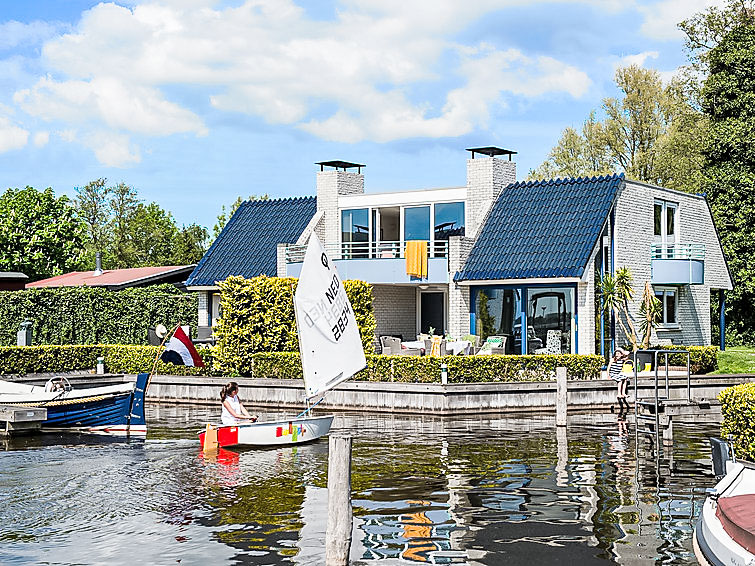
[654,286,680,329]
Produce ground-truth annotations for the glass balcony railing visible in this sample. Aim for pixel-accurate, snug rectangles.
[285,240,449,263]
[650,242,705,260]
[650,242,705,285]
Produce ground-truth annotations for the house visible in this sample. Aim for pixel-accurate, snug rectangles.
[28,265,196,291]
[186,147,732,356]
[0,272,29,291]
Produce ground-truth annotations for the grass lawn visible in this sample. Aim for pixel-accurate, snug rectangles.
[715,346,755,374]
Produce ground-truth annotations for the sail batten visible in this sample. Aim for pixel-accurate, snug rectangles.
[294,234,366,399]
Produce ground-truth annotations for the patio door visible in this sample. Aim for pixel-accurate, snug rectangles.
[419,291,445,336]
[654,200,677,258]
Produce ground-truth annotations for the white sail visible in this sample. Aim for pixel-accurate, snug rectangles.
[294,233,367,399]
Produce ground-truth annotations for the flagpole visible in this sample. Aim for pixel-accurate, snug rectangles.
[146,322,181,391]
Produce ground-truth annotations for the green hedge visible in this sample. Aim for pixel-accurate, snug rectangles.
[719,383,755,461]
[242,351,604,382]
[214,275,376,375]
[655,345,718,374]
[0,345,603,382]
[0,285,197,346]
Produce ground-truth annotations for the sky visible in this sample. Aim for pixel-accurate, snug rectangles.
[0,0,724,230]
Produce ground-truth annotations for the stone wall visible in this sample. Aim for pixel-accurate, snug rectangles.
[448,236,475,338]
[198,291,209,327]
[372,285,417,349]
[316,170,364,245]
[466,157,516,238]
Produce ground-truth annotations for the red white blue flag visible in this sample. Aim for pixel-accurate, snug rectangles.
[161,326,205,367]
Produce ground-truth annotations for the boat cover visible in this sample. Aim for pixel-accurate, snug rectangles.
[716,494,755,553]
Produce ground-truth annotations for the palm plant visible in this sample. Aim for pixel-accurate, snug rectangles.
[599,267,643,351]
[639,281,663,348]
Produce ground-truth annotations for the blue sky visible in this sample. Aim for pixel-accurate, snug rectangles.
[0,0,721,230]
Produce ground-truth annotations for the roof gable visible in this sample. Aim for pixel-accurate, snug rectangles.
[455,173,624,281]
[186,196,316,287]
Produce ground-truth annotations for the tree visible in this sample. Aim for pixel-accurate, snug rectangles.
[171,224,209,264]
[0,187,86,280]
[531,66,705,193]
[75,178,111,262]
[213,194,268,239]
[700,22,755,343]
[109,182,139,268]
[599,267,661,351]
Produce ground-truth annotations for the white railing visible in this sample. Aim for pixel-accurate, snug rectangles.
[650,242,705,260]
[285,240,449,263]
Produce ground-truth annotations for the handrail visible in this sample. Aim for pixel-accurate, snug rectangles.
[285,240,449,263]
[650,242,705,260]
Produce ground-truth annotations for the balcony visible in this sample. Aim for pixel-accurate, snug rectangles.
[651,243,705,285]
[285,241,450,284]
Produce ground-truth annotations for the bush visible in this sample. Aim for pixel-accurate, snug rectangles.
[0,285,197,346]
[655,345,718,374]
[0,345,603,382]
[214,275,376,375]
[719,383,755,461]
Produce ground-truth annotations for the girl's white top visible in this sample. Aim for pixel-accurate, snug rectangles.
[221,395,242,425]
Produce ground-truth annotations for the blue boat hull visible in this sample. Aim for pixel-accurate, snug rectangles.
[40,373,149,435]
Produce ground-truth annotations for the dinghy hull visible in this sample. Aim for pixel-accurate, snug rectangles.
[199,415,334,448]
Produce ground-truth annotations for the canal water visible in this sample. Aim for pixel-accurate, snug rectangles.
[0,405,718,565]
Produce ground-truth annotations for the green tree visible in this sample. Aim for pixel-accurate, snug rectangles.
[108,181,139,268]
[75,178,111,263]
[531,66,704,193]
[700,21,755,343]
[0,187,86,280]
[171,223,209,264]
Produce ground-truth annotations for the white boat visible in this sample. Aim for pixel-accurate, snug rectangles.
[694,439,755,566]
[199,233,366,449]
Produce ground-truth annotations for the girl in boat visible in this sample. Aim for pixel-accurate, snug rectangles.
[220,382,257,425]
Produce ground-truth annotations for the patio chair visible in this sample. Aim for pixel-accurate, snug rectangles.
[490,336,508,355]
[380,335,399,355]
[534,330,562,355]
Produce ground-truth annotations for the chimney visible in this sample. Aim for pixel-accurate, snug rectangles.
[465,146,517,238]
[315,160,365,244]
[94,252,103,276]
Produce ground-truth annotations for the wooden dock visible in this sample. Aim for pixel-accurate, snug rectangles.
[0,405,47,437]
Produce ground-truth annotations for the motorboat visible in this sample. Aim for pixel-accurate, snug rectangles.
[694,438,755,566]
[0,372,148,435]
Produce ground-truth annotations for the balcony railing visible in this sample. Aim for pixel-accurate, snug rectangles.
[650,242,705,260]
[285,240,449,263]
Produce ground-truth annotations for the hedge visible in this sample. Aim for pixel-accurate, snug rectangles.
[719,383,755,461]
[655,345,718,374]
[0,285,197,346]
[0,345,603,382]
[213,275,376,375]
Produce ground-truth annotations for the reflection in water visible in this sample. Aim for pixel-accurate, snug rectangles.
[0,406,717,565]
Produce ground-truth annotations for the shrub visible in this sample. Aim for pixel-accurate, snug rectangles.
[0,285,197,346]
[214,275,376,375]
[719,383,755,461]
[655,345,718,374]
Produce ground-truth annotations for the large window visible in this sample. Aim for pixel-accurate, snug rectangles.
[654,200,678,258]
[475,288,521,354]
[654,287,678,326]
[404,206,430,241]
[434,202,465,240]
[528,287,574,354]
[341,208,369,258]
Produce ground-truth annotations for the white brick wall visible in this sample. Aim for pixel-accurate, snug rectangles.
[276,243,287,278]
[198,291,209,327]
[448,236,475,338]
[613,181,731,346]
[316,170,364,245]
[466,157,516,238]
[372,285,417,349]
[577,243,599,355]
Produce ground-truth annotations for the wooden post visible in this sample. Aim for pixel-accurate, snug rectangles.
[326,435,352,566]
[556,366,567,427]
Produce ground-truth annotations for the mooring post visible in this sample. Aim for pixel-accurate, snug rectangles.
[326,435,352,566]
[556,366,567,427]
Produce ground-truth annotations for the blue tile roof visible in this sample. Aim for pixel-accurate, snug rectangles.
[186,196,316,287]
[455,173,624,281]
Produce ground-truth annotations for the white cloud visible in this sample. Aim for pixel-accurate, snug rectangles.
[0,20,59,50]
[0,116,28,152]
[83,131,141,168]
[617,51,660,68]
[638,0,726,41]
[33,131,49,147]
[9,0,594,154]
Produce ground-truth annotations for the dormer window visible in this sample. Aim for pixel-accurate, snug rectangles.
[654,200,678,258]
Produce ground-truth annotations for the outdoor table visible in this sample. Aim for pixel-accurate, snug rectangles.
[401,340,425,350]
[446,340,471,355]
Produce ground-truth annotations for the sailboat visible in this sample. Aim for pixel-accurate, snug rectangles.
[198,233,367,448]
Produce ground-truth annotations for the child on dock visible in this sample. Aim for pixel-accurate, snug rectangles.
[609,349,631,411]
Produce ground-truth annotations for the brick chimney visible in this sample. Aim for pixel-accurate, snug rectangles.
[315,161,365,244]
[465,147,516,238]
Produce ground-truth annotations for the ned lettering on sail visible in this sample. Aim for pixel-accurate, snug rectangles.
[302,253,353,343]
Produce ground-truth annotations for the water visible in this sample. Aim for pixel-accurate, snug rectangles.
[0,405,719,565]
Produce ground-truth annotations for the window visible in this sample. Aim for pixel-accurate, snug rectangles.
[433,202,465,240]
[654,200,678,257]
[404,206,430,241]
[528,287,574,354]
[654,287,678,326]
[341,208,369,257]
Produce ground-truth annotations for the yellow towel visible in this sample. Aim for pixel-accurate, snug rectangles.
[405,240,428,278]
